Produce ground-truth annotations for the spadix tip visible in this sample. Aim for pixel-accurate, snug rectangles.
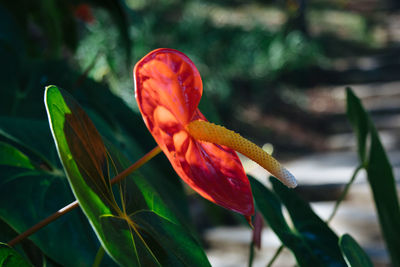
[278,168,297,188]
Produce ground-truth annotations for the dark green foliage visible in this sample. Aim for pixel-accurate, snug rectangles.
[339,234,373,267]
[250,176,347,267]
[0,243,32,267]
[0,123,103,266]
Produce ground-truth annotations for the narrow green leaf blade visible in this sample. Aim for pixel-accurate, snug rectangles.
[346,88,369,164]
[249,176,320,267]
[0,243,32,267]
[339,234,373,267]
[346,88,400,266]
[270,178,347,266]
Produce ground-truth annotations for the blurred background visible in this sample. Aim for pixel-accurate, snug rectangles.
[1,0,400,266]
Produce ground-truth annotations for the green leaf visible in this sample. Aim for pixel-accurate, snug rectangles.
[100,211,211,267]
[271,178,347,267]
[0,120,108,265]
[45,85,118,259]
[251,176,348,266]
[346,88,400,266]
[45,85,209,266]
[0,218,45,267]
[249,177,319,266]
[0,243,32,267]
[131,211,210,266]
[0,142,34,169]
[339,234,373,267]
[0,117,60,170]
[0,167,101,266]
[107,143,194,233]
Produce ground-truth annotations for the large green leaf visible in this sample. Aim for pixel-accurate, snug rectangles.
[107,143,195,237]
[45,85,210,266]
[339,234,373,267]
[346,88,400,266]
[45,85,118,259]
[99,210,210,267]
[0,243,32,267]
[131,210,209,266]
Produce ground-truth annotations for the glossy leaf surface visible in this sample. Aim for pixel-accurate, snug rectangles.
[45,85,210,266]
[339,234,373,267]
[134,48,254,216]
[346,88,400,266]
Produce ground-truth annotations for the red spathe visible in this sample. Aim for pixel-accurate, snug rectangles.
[134,48,254,216]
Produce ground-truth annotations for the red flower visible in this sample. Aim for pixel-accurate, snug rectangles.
[134,48,254,216]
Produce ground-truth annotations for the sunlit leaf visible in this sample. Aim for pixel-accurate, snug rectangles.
[0,243,32,267]
[346,88,400,266]
[45,85,121,261]
[339,234,373,267]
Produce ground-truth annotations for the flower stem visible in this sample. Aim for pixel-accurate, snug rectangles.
[266,245,284,267]
[8,146,162,247]
[326,165,363,223]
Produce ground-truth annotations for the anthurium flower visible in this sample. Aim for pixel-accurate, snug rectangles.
[134,48,296,218]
